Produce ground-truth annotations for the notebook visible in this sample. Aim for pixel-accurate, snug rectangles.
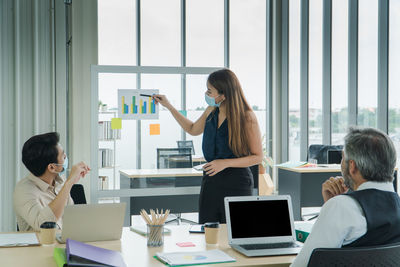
[224,195,303,257]
[0,233,40,247]
[66,239,126,267]
[57,203,126,243]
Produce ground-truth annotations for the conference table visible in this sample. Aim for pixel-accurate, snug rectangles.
[1,225,295,267]
[120,168,204,226]
[278,164,342,220]
[278,164,398,220]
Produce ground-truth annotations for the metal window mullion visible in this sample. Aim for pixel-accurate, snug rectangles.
[224,0,229,68]
[181,0,186,141]
[300,0,309,161]
[348,0,358,127]
[136,0,141,169]
[322,0,332,144]
[281,0,289,162]
[377,0,389,133]
[266,0,273,172]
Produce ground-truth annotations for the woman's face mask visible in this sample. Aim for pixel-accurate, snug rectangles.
[205,93,223,107]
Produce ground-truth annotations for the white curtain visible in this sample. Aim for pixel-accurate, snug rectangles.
[0,0,59,231]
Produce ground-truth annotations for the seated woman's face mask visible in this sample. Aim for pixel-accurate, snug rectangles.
[205,94,223,107]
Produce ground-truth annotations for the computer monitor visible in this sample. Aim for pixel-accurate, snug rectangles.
[327,149,342,164]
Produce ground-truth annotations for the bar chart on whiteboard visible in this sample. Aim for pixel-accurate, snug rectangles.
[118,89,159,120]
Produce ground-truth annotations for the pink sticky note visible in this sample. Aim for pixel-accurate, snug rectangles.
[176,242,195,247]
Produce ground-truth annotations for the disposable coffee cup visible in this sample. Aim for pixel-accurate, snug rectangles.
[39,221,56,245]
[204,222,220,244]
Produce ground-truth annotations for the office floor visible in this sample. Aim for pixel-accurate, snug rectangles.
[131,212,199,226]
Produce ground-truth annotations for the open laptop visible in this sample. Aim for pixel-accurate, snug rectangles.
[224,195,302,257]
[56,203,126,243]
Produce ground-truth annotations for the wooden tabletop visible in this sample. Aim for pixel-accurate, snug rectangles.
[0,225,295,267]
[278,164,342,173]
[120,168,204,178]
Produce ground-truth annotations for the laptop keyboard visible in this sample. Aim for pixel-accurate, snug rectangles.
[240,242,301,250]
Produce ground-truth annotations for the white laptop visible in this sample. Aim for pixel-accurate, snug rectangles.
[56,203,126,243]
[224,195,303,257]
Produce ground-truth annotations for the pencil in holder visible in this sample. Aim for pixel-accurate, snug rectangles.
[147,224,164,247]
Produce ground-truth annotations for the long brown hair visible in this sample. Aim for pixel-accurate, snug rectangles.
[207,69,252,157]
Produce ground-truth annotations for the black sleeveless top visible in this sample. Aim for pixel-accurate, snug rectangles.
[202,108,236,162]
[343,189,400,247]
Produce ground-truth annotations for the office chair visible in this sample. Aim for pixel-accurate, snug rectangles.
[177,140,195,155]
[307,242,400,267]
[249,165,259,195]
[307,144,343,164]
[70,184,87,204]
[157,148,193,169]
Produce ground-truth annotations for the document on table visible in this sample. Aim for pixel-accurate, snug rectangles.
[155,249,235,266]
[0,233,40,247]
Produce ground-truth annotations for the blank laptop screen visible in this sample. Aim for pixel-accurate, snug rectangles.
[229,200,292,239]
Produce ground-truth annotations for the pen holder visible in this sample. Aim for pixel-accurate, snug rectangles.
[147,224,164,247]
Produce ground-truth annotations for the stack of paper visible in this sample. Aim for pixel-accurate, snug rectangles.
[0,233,39,247]
[155,249,235,266]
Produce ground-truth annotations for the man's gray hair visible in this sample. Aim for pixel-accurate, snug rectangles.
[344,127,396,182]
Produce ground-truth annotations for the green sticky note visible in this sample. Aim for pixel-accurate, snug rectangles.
[179,110,187,117]
[111,118,122,130]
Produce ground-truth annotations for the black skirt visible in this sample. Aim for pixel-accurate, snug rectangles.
[198,167,254,224]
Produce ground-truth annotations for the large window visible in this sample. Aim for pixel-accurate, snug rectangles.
[186,0,224,67]
[389,0,400,167]
[357,0,378,127]
[331,0,349,145]
[288,0,301,161]
[308,0,323,146]
[230,0,267,138]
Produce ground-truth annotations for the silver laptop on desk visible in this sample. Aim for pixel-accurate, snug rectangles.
[57,203,126,243]
[224,195,302,257]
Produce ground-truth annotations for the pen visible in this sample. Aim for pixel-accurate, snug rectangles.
[140,94,153,97]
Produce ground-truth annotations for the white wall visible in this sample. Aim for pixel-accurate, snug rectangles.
[71,0,98,202]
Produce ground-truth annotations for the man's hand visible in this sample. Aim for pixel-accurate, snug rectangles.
[322,176,348,202]
[66,161,90,186]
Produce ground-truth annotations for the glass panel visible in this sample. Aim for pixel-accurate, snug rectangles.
[389,0,400,168]
[186,0,224,67]
[331,0,349,145]
[289,0,301,161]
[140,74,181,169]
[308,0,323,146]
[357,0,378,127]
[141,0,181,66]
[98,0,136,65]
[230,0,267,143]
[98,73,137,190]
[186,74,209,157]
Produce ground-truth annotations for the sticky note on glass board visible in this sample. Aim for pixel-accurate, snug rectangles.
[179,110,187,117]
[150,124,160,135]
[111,118,122,129]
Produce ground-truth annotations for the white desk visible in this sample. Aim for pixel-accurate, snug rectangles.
[0,225,295,267]
[119,168,204,226]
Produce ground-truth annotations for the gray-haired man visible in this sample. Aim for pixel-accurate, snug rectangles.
[291,127,400,267]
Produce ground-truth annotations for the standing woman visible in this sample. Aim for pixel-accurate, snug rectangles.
[153,69,263,223]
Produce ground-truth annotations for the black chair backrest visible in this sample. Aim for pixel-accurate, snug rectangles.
[70,184,87,204]
[307,144,343,164]
[157,148,193,168]
[177,140,195,155]
[249,165,259,191]
[307,242,400,267]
